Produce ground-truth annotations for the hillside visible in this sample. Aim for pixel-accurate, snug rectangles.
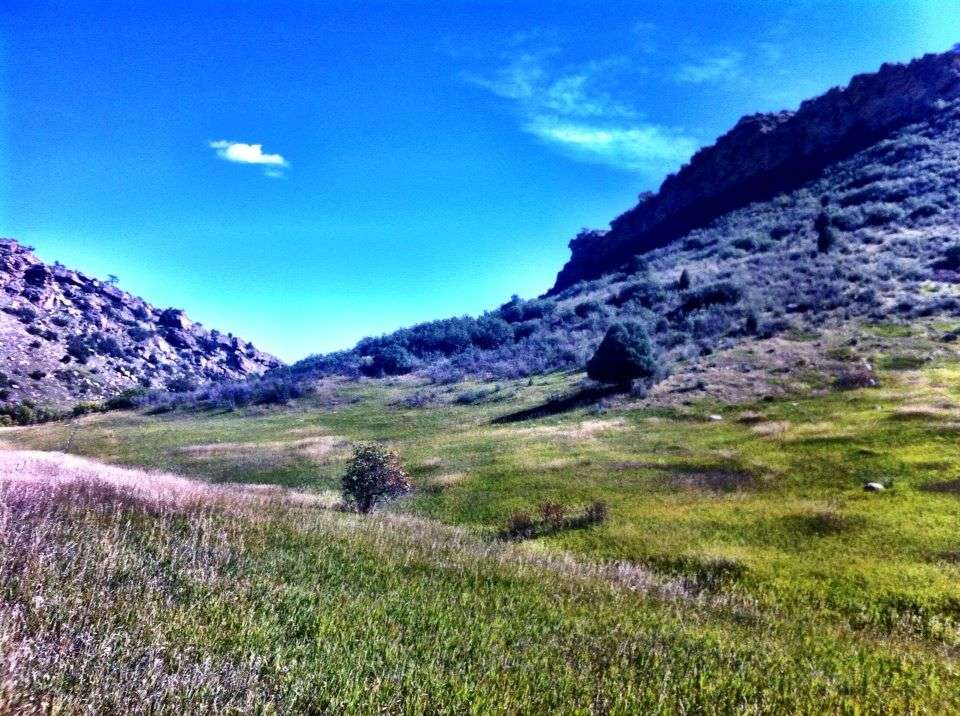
[552,48,960,292]
[287,49,960,385]
[0,239,280,408]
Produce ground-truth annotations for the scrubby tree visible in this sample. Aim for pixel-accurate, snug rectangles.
[341,443,411,513]
[586,321,658,386]
[677,269,691,290]
[815,211,835,253]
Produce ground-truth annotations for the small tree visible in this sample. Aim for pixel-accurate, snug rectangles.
[677,269,691,290]
[586,321,658,386]
[341,443,411,513]
[814,211,835,253]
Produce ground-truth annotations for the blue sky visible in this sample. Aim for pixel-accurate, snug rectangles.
[2,1,959,362]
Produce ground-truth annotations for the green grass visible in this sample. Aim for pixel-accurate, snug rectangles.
[6,331,960,708]
[9,366,960,637]
[2,475,956,712]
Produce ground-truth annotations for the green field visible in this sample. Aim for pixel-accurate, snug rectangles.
[4,331,960,711]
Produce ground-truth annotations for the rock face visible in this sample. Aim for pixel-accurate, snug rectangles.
[0,239,282,406]
[550,49,960,294]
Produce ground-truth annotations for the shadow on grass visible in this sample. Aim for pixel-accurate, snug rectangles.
[491,384,627,425]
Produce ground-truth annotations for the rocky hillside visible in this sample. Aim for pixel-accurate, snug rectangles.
[551,48,960,293]
[0,239,280,407]
[286,47,960,385]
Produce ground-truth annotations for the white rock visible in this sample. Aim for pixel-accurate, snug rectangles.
[863,482,885,492]
[708,414,723,421]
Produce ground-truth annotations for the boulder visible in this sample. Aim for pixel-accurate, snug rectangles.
[23,264,51,287]
[158,308,191,330]
[863,482,886,492]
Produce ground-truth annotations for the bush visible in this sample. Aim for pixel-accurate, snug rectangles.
[341,443,411,513]
[934,244,960,271]
[72,402,105,417]
[104,388,148,411]
[504,511,534,539]
[677,269,690,290]
[538,501,566,528]
[0,400,61,426]
[583,500,608,524]
[362,345,420,377]
[815,211,835,253]
[574,299,603,318]
[92,332,125,358]
[586,321,658,386]
[66,335,93,364]
[166,376,197,393]
[680,282,742,313]
[470,316,514,350]
[498,296,555,323]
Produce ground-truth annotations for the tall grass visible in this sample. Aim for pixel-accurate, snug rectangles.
[0,452,957,712]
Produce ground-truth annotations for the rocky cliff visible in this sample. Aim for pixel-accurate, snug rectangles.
[550,48,960,293]
[0,239,281,406]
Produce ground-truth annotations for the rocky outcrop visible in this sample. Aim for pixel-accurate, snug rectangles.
[0,239,281,406]
[550,48,960,293]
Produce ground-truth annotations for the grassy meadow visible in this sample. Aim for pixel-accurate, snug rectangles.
[3,323,960,710]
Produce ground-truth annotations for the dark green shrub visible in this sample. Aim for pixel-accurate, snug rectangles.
[538,501,566,528]
[934,244,960,271]
[677,269,690,290]
[574,299,603,318]
[586,321,658,386]
[362,345,419,377]
[584,500,609,524]
[505,511,534,539]
[72,402,105,417]
[815,211,835,252]
[166,376,197,393]
[470,316,514,349]
[66,335,93,364]
[105,388,148,410]
[341,443,411,513]
[680,282,742,313]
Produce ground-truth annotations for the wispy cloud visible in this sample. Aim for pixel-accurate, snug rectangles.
[674,49,744,85]
[525,117,697,174]
[209,140,289,177]
[464,49,695,175]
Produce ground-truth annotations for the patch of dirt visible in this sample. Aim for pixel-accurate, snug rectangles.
[750,421,791,438]
[889,404,958,421]
[427,472,466,489]
[662,466,757,492]
[509,418,626,441]
[920,478,960,494]
[178,435,349,461]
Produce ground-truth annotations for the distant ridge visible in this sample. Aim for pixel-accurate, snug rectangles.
[550,48,960,293]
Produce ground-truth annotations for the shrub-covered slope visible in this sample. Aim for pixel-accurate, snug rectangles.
[290,80,960,383]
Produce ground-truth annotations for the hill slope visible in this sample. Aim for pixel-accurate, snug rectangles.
[552,48,960,292]
[0,239,280,407]
[289,49,960,384]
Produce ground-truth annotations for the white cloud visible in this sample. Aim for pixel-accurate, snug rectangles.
[465,50,697,174]
[209,140,289,177]
[525,116,698,174]
[674,49,744,85]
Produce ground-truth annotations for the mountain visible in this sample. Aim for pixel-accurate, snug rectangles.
[284,47,960,385]
[551,48,960,293]
[0,239,280,407]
